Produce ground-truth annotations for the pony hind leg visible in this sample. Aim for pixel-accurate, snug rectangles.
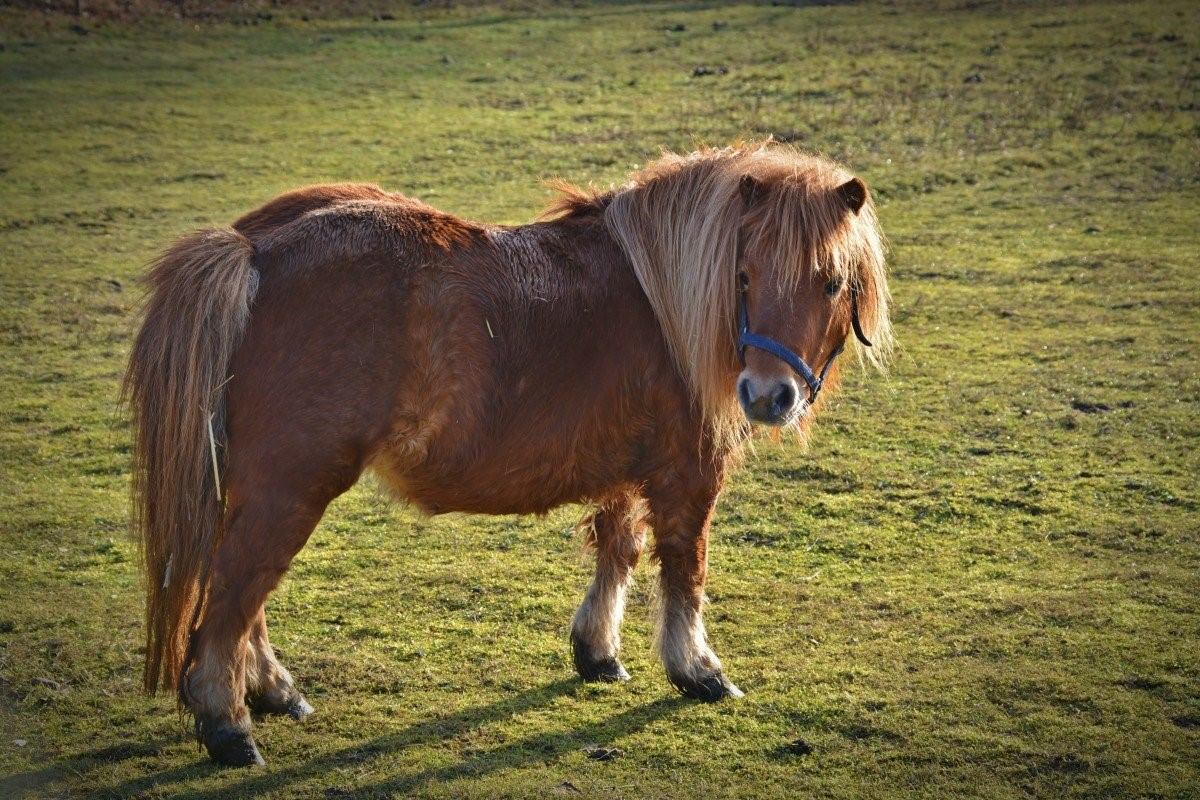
[245,609,314,721]
[570,495,646,682]
[186,468,356,766]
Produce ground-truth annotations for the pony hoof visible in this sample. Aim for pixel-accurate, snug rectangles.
[672,672,745,702]
[203,725,266,767]
[579,656,631,683]
[250,692,315,721]
[286,695,315,721]
[571,632,631,683]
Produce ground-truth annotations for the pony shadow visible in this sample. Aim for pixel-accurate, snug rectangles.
[0,740,212,797]
[100,680,686,799]
[314,695,685,799]
[95,677,601,798]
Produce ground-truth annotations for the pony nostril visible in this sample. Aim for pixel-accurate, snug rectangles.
[773,382,796,414]
[738,377,752,409]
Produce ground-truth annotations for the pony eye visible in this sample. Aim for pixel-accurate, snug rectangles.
[738,272,750,291]
[824,277,843,297]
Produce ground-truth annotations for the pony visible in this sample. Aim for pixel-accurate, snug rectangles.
[124,141,892,766]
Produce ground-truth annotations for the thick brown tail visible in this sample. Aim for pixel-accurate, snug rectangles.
[123,228,258,694]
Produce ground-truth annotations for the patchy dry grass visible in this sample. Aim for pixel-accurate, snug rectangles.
[1,1,1198,797]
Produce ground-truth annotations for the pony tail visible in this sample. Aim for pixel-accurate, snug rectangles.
[123,228,258,695]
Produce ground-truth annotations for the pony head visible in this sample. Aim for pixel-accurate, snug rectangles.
[604,141,893,447]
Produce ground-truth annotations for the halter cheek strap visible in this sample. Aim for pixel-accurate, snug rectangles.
[736,285,871,403]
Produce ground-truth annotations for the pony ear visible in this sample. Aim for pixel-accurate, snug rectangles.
[739,174,763,207]
[837,177,868,214]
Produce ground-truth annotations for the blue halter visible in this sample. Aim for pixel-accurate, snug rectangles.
[736,284,872,403]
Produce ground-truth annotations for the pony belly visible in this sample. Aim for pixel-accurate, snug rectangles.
[370,421,621,516]
[369,376,643,516]
[373,457,598,516]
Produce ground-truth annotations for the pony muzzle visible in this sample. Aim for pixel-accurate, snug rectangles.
[737,371,803,426]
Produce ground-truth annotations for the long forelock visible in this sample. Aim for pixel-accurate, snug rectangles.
[750,175,893,367]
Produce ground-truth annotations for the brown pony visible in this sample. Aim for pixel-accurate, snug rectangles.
[124,141,892,766]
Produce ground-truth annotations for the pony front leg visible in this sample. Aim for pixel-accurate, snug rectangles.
[571,494,647,682]
[649,480,743,702]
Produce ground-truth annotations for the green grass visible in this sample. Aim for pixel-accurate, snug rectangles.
[1,1,1198,797]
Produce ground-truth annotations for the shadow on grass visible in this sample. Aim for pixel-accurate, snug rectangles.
[327,695,683,799]
[0,740,224,797]
[75,678,686,798]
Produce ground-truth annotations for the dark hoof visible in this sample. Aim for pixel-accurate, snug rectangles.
[250,691,315,721]
[287,695,315,721]
[581,657,631,683]
[200,722,265,767]
[571,631,631,683]
[671,671,744,702]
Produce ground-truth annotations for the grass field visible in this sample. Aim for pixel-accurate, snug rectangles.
[1,1,1198,797]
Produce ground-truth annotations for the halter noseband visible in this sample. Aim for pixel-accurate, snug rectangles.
[736,280,873,404]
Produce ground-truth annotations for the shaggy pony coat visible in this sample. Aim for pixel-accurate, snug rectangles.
[124,141,891,766]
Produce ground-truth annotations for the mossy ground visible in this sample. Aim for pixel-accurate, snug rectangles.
[1,1,1197,797]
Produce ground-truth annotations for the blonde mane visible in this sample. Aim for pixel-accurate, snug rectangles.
[599,142,893,447]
